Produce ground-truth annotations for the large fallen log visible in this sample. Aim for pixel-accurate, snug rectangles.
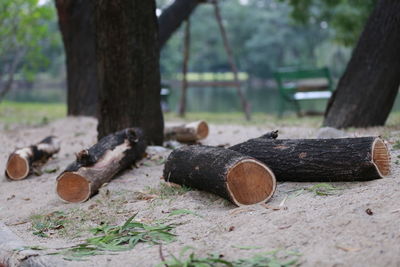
[5,136,60,180]
[164,120,209,143]
[163,145,276,206]
[230,132,390,182]
[56,128,147,203]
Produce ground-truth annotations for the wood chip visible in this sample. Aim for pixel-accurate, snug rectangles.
[229,207,254,215]
[336,245,361,252]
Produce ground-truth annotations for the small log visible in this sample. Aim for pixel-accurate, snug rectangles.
[164,120,209,143]
[163,145,276,206]
[56,128,147,203]
[5,136,60,180]
[230,133,390,182]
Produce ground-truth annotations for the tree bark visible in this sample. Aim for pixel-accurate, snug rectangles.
[164,120,209,143]
[55,0,98,117]
[6,136,60,180]
[163,145,276,206]
[323,0,400,128]
[56,128,147,203]
[94,0,164,144]
[230,134,390,182]
[55,0,201,117]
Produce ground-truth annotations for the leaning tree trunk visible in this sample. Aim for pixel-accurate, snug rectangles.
[163,145,276,206]
[55,0,98,117]
[55,0,201,118]
[56,128,146,203]
[323,0,400,128]
[230,133,390,182]
[6,136,60,180]
[94,0,164,144]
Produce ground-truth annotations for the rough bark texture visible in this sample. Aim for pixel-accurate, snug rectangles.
[163,145,276,206]
[230,135,390,182]
[55,0,200,117]
[55,0,98,117]
[94,0,164,144]
[323,0,400,128]
[164,121,209,143]
[56,128,147,203]
[5,136,60,180]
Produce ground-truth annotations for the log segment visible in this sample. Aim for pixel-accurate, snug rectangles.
[230,133,390,182]
[163,146,276,206]
[164,121,209,143]
[5,136,60,180]
[56,128,147,203]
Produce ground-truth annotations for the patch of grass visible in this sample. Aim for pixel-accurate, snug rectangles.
[290,183,341,197]
[0,101,65,126]
[30,211,68,238]
[146,182,191,200]
[392,140,400,150]
[158,247,300,267]
[56,214,176,261]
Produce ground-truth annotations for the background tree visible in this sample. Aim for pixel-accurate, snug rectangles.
[323,0,400,128]
[94,0,164,144]
[0,0,56,102]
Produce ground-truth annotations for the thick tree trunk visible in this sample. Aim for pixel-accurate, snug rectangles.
[6,136,60,180]
[55,0,98,117]
[55,0,201,118]
[230,134,390,182]
[323,0,400,128]
[94,0,164,144]
[163,146,276,206]
[56,128,147,203]
[164,120,209,143]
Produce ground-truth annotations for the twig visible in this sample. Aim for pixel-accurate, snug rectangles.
[159,244,169,267]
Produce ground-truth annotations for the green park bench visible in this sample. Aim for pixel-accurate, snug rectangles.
[273,67,334,116]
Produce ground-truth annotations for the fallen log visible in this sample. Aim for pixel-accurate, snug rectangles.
[163,145,276,206]
[56,128,147,203]
[5,136,60,180]
[164,120,209,143]
[230,133,390,182]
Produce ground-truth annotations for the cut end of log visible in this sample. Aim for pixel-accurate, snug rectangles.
[372,138,390,177]
[226,159,276,206]
[194,120,209,140]
[56,172,90,203]
[6,154,29,180]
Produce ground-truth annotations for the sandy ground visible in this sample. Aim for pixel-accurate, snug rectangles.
[0,117,400,266]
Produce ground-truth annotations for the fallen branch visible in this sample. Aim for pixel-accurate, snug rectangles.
[230,133,390,182]
[5,136,60,180]
[163,145,276,206]
[56,128,147,203]
[164,120,209,143]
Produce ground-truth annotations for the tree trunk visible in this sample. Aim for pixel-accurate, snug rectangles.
[94,0,164,144]
[230,134,390,182]
[163,145,276,206]
[55,0,201,117]
[55,0,98,117]
[6,136,60,180]
[323,0,400,128]
[164,120,209,143]
[56,128,147,203]
[178,19,190,117]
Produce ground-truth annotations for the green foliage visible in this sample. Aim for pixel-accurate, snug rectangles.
[146,182,192,200]
[293,183,341,197]
[158,247,300,267]
[282,0,376,46]
[56,214,176,261]
[0,0,62,97]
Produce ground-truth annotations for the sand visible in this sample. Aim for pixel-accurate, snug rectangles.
[0,117,399,266]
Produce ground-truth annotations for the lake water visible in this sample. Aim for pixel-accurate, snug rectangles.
[168,86,400,115]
